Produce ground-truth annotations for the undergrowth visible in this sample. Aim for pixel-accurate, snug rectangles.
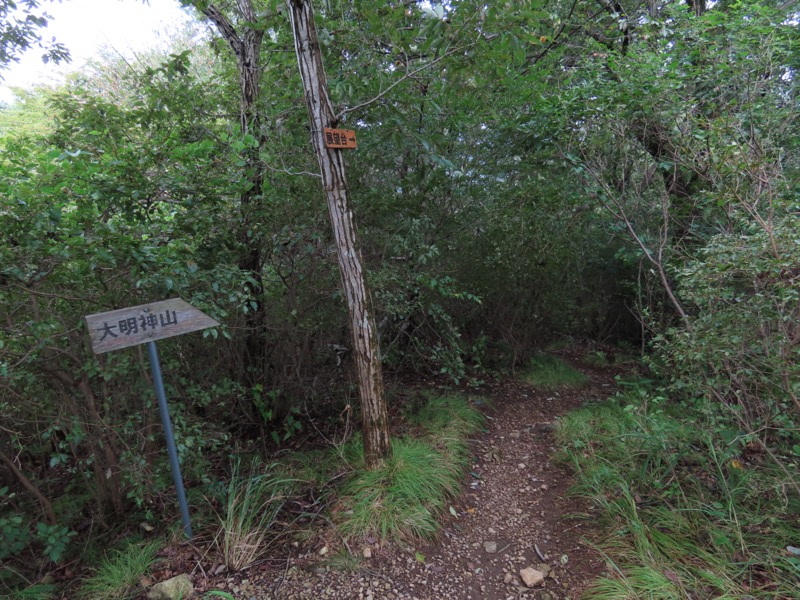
[557,382,800,599]
[213,460,296,572]
[76,540,162,600]
[336,394,484,542]
[523,354,589,388]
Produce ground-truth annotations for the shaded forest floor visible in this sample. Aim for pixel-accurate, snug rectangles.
[170,349,628,600]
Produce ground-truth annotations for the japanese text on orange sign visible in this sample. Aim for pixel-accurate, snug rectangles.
[323,128,357,149]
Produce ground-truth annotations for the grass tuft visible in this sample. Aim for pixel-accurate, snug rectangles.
[557,389,800,599]
[213,460,296,572]
[0,579,58,600]
[408,394,486,437]
[77,541,161,600]
[522,354,589,389]
[337,437,461,541]
[338,394,483,542]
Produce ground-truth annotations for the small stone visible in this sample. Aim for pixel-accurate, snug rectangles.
[319,546,329,555]
[503,573,513,584]
[146,574,193,600]
[484,541,498,553]
[520,566,545,587]
[363,547,372,558]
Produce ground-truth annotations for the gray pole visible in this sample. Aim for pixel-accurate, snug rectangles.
[147,341,193,539]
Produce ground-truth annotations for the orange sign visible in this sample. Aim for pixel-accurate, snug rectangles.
[323,128,357,149]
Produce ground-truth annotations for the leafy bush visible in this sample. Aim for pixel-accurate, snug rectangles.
[663,219,800,440]
[35,523,75,564]
[0,514,28,561]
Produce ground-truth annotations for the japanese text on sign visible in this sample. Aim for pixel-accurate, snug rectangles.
[323,128,357,149]
[96,309,178,341]
[85,298,219,354]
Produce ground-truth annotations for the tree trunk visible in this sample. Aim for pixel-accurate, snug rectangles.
[286,0,392,468]
[199,0,267,378]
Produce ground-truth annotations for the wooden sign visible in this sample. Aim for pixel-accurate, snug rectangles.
[323,128,357,149]
[85,298,219,354]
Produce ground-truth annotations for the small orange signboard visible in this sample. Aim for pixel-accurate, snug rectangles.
[323,128,357,149]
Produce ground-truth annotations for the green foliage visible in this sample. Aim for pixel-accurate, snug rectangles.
[0,515,27,558]
[2,0,797,595]
[34,523,75,564]
[213,460,296,572]
[0,489,74,564]
[0,86,56,137]
[407,394,486,439]
[0,496,27,560]
[77,541,161,600]
[662,218,800,437]
[319,548,363,572]
[557,387,800,599]
[338,394,482,541]
[522,354,590,389]
[0,578,58,600]
[0,0,69,75]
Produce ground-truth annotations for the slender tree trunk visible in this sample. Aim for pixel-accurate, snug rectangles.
[199,0,267,377]
[287,0,391,468]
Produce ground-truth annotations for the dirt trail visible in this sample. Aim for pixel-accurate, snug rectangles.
[197,355,617,599]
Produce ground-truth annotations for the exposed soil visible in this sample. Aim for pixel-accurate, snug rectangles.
[157,352,623,600]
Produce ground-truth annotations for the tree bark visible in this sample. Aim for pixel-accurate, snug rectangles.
[286,0,392,468]
[197,0,268,377]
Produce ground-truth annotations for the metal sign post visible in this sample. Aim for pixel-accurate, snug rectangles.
[146,341,193,538]
[85,298,219,539]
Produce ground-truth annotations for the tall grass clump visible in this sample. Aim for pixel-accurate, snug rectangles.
[77,540,161,600]
[338,394,483,542]
[0,576,58,600]
[213,460,296,572]
[523,354,589,389]
[557,384,800,599]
